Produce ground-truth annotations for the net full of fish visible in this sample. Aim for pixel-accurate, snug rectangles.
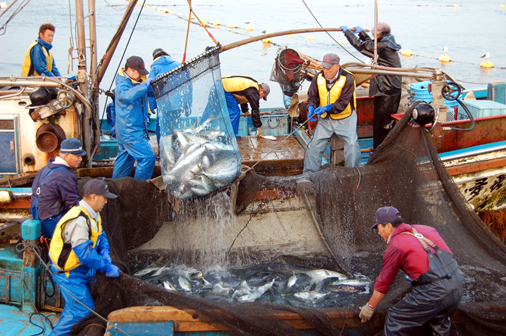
[160,121,241,199]
[132,263,371,308]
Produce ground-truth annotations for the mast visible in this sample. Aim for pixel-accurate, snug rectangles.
[88,0,101,159]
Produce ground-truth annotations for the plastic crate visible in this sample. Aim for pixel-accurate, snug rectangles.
[457,100,506,120]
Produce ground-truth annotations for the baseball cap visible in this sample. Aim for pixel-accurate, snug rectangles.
[321,53,340,69]
[125,56,149,76]
[371,206,401,230]
[260,83,270,101]
[83,179,118,199]
[60,138,87,156]
[152,48,169,59]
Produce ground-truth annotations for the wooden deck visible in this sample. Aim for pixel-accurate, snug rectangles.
[237,135,305,176]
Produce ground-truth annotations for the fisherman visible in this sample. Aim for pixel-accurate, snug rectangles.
[147,48,181,148]
[112,56,156,181]
[221,75,270,138]
[359,206,464,335]
[340,23,402,149]
[21,23,61,77]
[31,138,86,239]
[303,53,360,172]
[49,179,120,336]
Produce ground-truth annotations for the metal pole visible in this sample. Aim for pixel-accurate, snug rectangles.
[220,27,362,53]
[88,0,101,156]
[75,0,92,166]
[373,0,378,64]
[96,0,138,86]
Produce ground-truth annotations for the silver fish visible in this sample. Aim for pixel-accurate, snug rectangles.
[237,279,275,302]
[233,280,253,297]
[287,274,297,289]
[331,279,369,287]
[175,130,190,151]
[212,283,234,297]
[160,135,175,165]
[133,267,161,277]
[304,269,347,282]
[202,157,239,183]
[293,291,328,301]
[178,275,192,292]
[163,280,177,291]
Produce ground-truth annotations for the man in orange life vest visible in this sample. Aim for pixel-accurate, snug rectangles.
[21,23,61,77]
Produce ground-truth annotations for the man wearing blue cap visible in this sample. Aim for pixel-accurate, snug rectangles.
[31,138,87,238]
[359,206,463,335]
[303,53,360,172]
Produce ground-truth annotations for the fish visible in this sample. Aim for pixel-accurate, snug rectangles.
[133,267,161,277]
[163,280,177,291]
[330,279,369,287]
[202,157,239,183]
[293,291,328,301]
[233,280,253,297]
[178,275,192,292]
[175,130,190,151]
[303,269,347,282]
[160,135,176,166]
[287,273,297,289]
[237,279,275,302]
[211,283,234,297]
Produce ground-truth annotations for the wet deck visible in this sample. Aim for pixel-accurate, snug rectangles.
[237,135,305,176]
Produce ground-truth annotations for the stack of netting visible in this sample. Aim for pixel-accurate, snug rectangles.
[151,46,242,199]
[270,48,308,97]
[69,49,506,335]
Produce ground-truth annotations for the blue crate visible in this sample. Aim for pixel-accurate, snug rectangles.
[409,81,460,108]
[457,100,506,120]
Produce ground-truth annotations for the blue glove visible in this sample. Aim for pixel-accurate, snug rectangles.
[105,264,120,278]
[307,105,317,122]
[323,104,332,112]
[353,26,363,34]
[340,26,349,33]
[314,106,325,116]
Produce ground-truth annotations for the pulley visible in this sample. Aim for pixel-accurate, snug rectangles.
[412,102,435,127]
[441,82,462,101]
[57,89,75,109]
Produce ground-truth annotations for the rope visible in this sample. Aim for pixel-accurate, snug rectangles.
[300,0,364,63]
[187,0,219,47]
[182,0,193,63]
[17,241,132,336]
[245,118,311,174]
[103,0,127,11]
[100,0,147,132]
[0,0,32,36]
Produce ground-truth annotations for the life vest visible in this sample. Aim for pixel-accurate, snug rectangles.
[222,75,259,104]
[49,205,102,273]
[316,70,356,120]
[21,41,53,76]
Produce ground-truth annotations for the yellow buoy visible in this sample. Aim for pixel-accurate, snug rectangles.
[157,8,163,12]
[178,12,183,16]
[262,38,272,43]
[163,10,169,14]
[288,34,295,38]
[151,6,157,10]
[246,25,254,31]
[480,60,494,68]
[453,4,460,7]
[338,40,348,45]
[306,36,314,41]
[228,24,237,29]
[213,21,221,26]
[401,49,413,57]
[199,19,209,27]
[265,29,274,34]
[438,54,451,62]
[500,4,505,8]
[145,5,151,8]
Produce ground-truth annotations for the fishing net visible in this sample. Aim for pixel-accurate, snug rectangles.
[68,51,506,336]
[270,48,308,97]
[151,46,242,200]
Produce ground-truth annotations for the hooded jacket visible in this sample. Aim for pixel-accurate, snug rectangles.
[344,30,402,96]
[114,69,150,144]
[21,38,61,77]
[147,55,181,111]
[31,159,79,221]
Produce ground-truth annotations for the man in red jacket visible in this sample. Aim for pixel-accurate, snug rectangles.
[359,206,464,335]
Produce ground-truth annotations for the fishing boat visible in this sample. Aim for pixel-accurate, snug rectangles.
[1,0,506,335]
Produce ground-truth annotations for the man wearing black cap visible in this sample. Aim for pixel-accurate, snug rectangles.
[31,138,87,238]
[341,23,402,148]
[147,48,181,149]
[113,55,156,181]
[49,179,120,336]
[360,206,464,335]
[303,53,360,172]
[221,75,270,138]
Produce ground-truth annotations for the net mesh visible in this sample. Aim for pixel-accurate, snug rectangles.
[69,51,506,336]
[270,48,308,97]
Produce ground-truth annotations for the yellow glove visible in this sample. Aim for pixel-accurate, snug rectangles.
[359,304,375,322]
[256,127,264,137]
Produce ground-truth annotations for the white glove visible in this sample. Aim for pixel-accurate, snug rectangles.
[359,304,375,322]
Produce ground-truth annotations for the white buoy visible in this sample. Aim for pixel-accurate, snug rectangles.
[0,2,8,9]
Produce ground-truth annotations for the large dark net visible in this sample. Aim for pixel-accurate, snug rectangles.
[70,54,506,335]
[270,48,308,97]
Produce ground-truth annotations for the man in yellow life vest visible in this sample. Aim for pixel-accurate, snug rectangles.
[303,53,361,172]
[221,75,270,138]
[48,179,120,336]
[21,23,61,77]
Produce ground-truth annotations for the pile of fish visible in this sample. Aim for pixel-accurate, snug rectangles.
[160,122,241,199]
[132,263,370,308]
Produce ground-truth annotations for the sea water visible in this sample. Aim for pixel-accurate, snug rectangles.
[1,0,505,113]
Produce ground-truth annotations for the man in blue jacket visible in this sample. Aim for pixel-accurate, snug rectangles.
[147,48,181,148]
[31,138,86,238]
[112,56,155,181]
[21,23,61,77]
[49,179,120,336]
